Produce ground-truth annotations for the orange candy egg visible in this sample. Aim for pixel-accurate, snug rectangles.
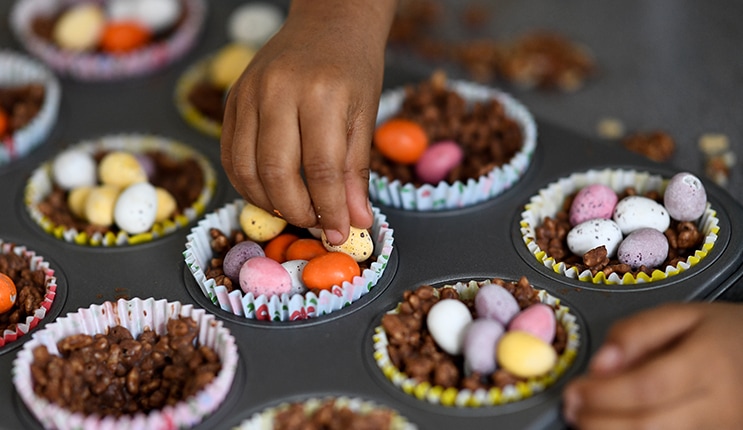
[264,233,299,263]
[0,108,8,136]
[286,238,328,261]
[374,119,429,164]
[100,21,152,54]
[301,252,360,291]
[0,273,17,314]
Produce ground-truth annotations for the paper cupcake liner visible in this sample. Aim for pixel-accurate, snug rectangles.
[0,50,61,165]
[174,53,223,138]
[369,80,537,211]
[373,280,580,408]
[0,239,57,348]
[234,396,417,430]
[520,168,720,284]
[184,199,395,321]
[25,133,217,246]
[10,0,207,81]
[12,297,238,430]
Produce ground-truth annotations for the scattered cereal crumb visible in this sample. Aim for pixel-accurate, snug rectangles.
[699,133,736,187]
[698,133,730,156]
[596,117,625,140]
[621,130,675,162]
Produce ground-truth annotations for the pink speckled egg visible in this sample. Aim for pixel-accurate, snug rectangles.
[664,172,707,221]
[617,227,669,270]
[569,184,618,226]
[239,256,292,297]
[414,141,464,184]
[508,303,556,344]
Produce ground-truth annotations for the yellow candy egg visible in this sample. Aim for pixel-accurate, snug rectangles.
[98,151,147,188]
[208,43,256,89]
[84,185,120,227]
[154,187,177,222]
[239,203,287,242]
[53,3,106,52]
[0,273,17,314]
[496,331,557,378]
[322,226,374,262]
[67,186,93,219]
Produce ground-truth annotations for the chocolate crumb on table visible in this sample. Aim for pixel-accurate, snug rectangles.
[621,130,676,162]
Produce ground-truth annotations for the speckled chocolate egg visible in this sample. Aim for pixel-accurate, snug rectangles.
[281,259,308,295]
[53,3,105,51]
[223,241,265,283]
[427,299,472,355]
[135,0,182,33]
[154,187,176,222]
[239,256,292,297]
[569,184,618,226]
[0,273,17,314]
[239,203,287,242]
[463,319,504,374]
[321,226,373,262]
[508,303,556,344]
[613,196,670,235]
[617,227,669,270]
[52,150,97,190]
[84,185,120,227]
[98,151,148,188]
[114,182,158,234]
[67,186,93,219]
[497,331,557,378]
[664,172,707,221]
[228,2,284,46]
[475,283,520,325]
[567,218,624,257]
[414,141,464,184]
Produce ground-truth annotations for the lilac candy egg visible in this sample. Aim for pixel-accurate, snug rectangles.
[475,283,520,325]
[613,196,670,235]
[617,227,669,270]
[463,319,504,374]
[414,141,464,184]
[508,303,556,344]
[239,256,292,297]
[223,241,265,283]
[569,184,618,226]
[566,218,623,258]
[134,153,156,181]
[664,172,707,221]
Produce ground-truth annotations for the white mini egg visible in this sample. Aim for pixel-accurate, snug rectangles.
[427,299,473,355]
[114,182,158,234]
[322,226,374,262]
[107,0,139,22]
[134,0,182,33]
[52,149,97,190]
[228,2,284,46]
[567,218,623,257]
[613,196,670,235]
[281,259,308,295]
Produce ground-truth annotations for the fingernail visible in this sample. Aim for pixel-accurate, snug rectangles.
[591,344,623,375]
[562,387,581,425]
[324,229,344,245]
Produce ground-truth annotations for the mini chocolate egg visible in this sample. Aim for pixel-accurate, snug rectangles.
[301,252,360,290]
[209,43,256,90]
[52,149,97,190]
[134,0,182,34]
[664,172,707,221]
[239,203,287,242]
[223,240,265,283]
[307,227,323,239]
[613,196,670,235]
[374,119,428,164]
[463,319,504,374]
[134,153,156,180]
[497,331,557,378]
[0,272,17,314]
[154,187,176,222]
[114,182,158,234]
[567,218,623,257]
[53,3,106,52]
[427,299,472,355]
[414,140,464,184]
[67,186,93,219]
[281,259,309,295]
[84,185,120,227]
[228,2,284,46]
[239,256,292,298]
[98,151,148,188]
[617,227,669,270]
[321,226,374,262]
[508,303,556,344]
[569,184,618,226]
[107,0,138,22]
[474,283,520,325]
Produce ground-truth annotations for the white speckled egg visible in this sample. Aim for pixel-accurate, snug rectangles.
[281,259,309,295]
[613,195,670,235]
[239,203,287,242]
[307,227,323,239]
[84,185,120,227]
[567,218,624,257]
[52,150,97,190]
[114,182,158,234]
[427,299,473,355]
[617,227,669,270]
[228,2,284,46]
[99,151,147,188]
[321,226,374,262]
[135,0,182,33]
[664,172,707,221]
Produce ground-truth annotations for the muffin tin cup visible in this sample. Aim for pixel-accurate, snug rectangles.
[0,239,57,349]
[0,50,61,166]
[372,279,580,408]
[184,200,396,322]
[12,297,239,430]
[10,0,207,81]
[174,53,223,138]
[369,80,538,211]
[24,133,217,247]
[520,168,720,285]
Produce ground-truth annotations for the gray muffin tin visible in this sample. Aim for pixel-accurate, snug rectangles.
[1,1,743,429]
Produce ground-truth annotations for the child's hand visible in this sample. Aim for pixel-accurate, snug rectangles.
[563,301,743,429]
[221,0,397,245]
